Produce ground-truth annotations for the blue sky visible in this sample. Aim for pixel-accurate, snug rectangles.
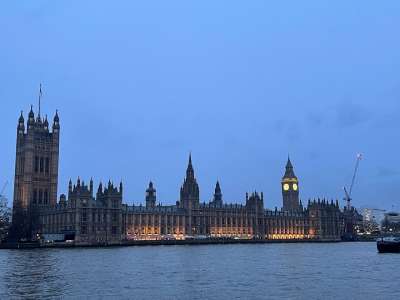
[1,1,399,210]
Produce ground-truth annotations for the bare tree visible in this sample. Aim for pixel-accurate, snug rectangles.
[0,194,11,242]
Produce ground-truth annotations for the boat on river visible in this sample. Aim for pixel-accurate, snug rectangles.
[377,236,400,253]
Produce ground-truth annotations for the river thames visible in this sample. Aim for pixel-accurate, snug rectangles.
[0,242,398,299]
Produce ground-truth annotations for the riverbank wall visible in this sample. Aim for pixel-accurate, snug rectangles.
[0,238,343,249]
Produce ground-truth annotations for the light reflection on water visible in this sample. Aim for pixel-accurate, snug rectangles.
[0,243,399,299]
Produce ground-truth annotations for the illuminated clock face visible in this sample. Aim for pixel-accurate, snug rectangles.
[283,183,289,191]
[293,183,298,191]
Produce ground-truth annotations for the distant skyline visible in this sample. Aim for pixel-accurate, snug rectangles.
[1,1,400,210]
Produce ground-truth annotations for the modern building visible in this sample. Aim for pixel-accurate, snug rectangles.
[361,208,385,234]
[11,106,344,245]
[381,211,400,233]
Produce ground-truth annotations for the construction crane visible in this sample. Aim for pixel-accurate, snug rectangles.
[0,181,7,198]
[343,154,362,210]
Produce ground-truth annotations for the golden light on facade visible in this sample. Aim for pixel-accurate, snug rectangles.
[268,234,305,240]
[282,178,298,183]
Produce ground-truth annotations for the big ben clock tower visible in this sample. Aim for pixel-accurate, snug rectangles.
[282,157,300,211]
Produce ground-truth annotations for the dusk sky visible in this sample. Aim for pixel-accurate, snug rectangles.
[1,1,399,211]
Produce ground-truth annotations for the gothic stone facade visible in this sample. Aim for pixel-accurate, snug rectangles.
[11,107,60,239]
[40,179,124,244]
[12,108,344,244]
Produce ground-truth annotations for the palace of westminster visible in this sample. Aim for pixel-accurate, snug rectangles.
[10,104,348,245]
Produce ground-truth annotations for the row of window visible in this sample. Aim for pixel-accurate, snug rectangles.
[33,189,49,205]
[42,211,121,225]
[34,156,50,174]
[126,215,297,227]
[18,157,25,174]
[81,225,117,235]
[81,211,119,223]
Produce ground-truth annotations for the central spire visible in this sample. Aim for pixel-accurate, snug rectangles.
[186,152,194,179]
[213,180,223,206]
[180,153,200,209]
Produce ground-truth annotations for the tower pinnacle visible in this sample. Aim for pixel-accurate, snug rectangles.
[180,153,200,210]
[284,156,296,179]
[213,180,223,206]
[186,153,194,179]
[28,105,34,119]
[19,111,24,123]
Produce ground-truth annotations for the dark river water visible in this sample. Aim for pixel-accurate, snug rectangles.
[0,242,398,299]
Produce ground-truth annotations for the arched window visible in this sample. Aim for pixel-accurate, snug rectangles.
[40,157,44,173]
[34,156,39,173]
[33,189,38,204]
[44,190,48,204]
[45,158,50,174]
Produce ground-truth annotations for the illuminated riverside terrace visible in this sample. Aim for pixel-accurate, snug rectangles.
[8,106,356,246]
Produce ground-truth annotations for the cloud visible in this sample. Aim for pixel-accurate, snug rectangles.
[273,119,286,133]
[377,167,400,178]
[306,112,324,128]
[307,151,320,161]
[335,101,371,128]
[274,119,302,141]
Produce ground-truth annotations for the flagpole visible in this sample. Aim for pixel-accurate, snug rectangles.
[38,83,42,118]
